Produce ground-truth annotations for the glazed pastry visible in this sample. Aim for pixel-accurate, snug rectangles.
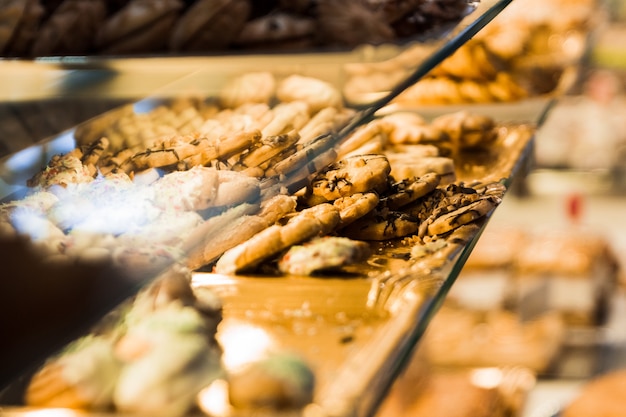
[27,153,94,189]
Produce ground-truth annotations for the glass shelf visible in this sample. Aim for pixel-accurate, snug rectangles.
[0,1,525,416]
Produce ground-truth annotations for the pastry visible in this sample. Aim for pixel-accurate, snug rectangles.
[227,352,315,410]
[316,0,394,47]
[234,12,316,50]
[333,191,379,228]
[0,0,31,54]
[276,75,344,113]
[277,236,370,276]
[422,305,566,373]
[31,0,106,56]
[561,369,626,417]
[302,154,391,205]
[3,0,43,57]
[218,72,276,109]
[341,207,419,241]
[114,302,222,417]
[169,0,251,52]
[382,172,441,210]
[214,203,340,274]
[25,335,123,409]
[387,155,456,185]
[95,0,184,54]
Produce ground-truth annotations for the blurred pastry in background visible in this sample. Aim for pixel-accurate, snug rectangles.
[535,69,626,171]
[561,368,626,417]
[422,304,566,374]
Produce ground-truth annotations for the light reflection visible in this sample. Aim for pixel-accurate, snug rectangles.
[218,322,274,371]
[22,408,85,417]
[197,379,232,417]
[469,367,502,389]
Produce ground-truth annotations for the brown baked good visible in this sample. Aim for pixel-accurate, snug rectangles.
[31,0,106,56]
[169,0,251,52]
[513,230,619,326]
[422,305,566,373]
[3,0,43,57]
[0,0,28,53]
[561,369,626,417]
[95,0,184,55]
[377,364,534,417]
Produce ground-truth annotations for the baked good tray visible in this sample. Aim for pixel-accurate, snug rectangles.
[0,0,511,104]
[0,92,535,417]
[0,2,538,415]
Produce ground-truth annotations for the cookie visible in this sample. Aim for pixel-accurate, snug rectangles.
[333,192,379,228]
[304,154,391,205]
[342,208,419,241]
[423,197,498,237]
[382,172,441,210]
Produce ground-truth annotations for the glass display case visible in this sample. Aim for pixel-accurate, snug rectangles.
[0,1,560,416]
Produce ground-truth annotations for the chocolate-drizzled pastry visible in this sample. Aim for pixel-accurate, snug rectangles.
[4,0,43,57]
[95,0,184,55]
[31,0,106,57]
[169,0,251,52]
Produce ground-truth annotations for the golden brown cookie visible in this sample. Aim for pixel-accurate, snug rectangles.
[383,172,441,210]
[333,192,379,229]
[214,203,340,274]
[423,197,498,237]
[342,208,419,241]
[304,154,391,205]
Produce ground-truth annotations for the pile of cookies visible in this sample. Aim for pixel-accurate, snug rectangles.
[0,0,473,57]
[343,0,597,105]
[1,71,520,278]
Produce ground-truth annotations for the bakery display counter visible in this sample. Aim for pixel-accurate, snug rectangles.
[1,2,580,416]
[0,0,515,160]
[0,32,540,417]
